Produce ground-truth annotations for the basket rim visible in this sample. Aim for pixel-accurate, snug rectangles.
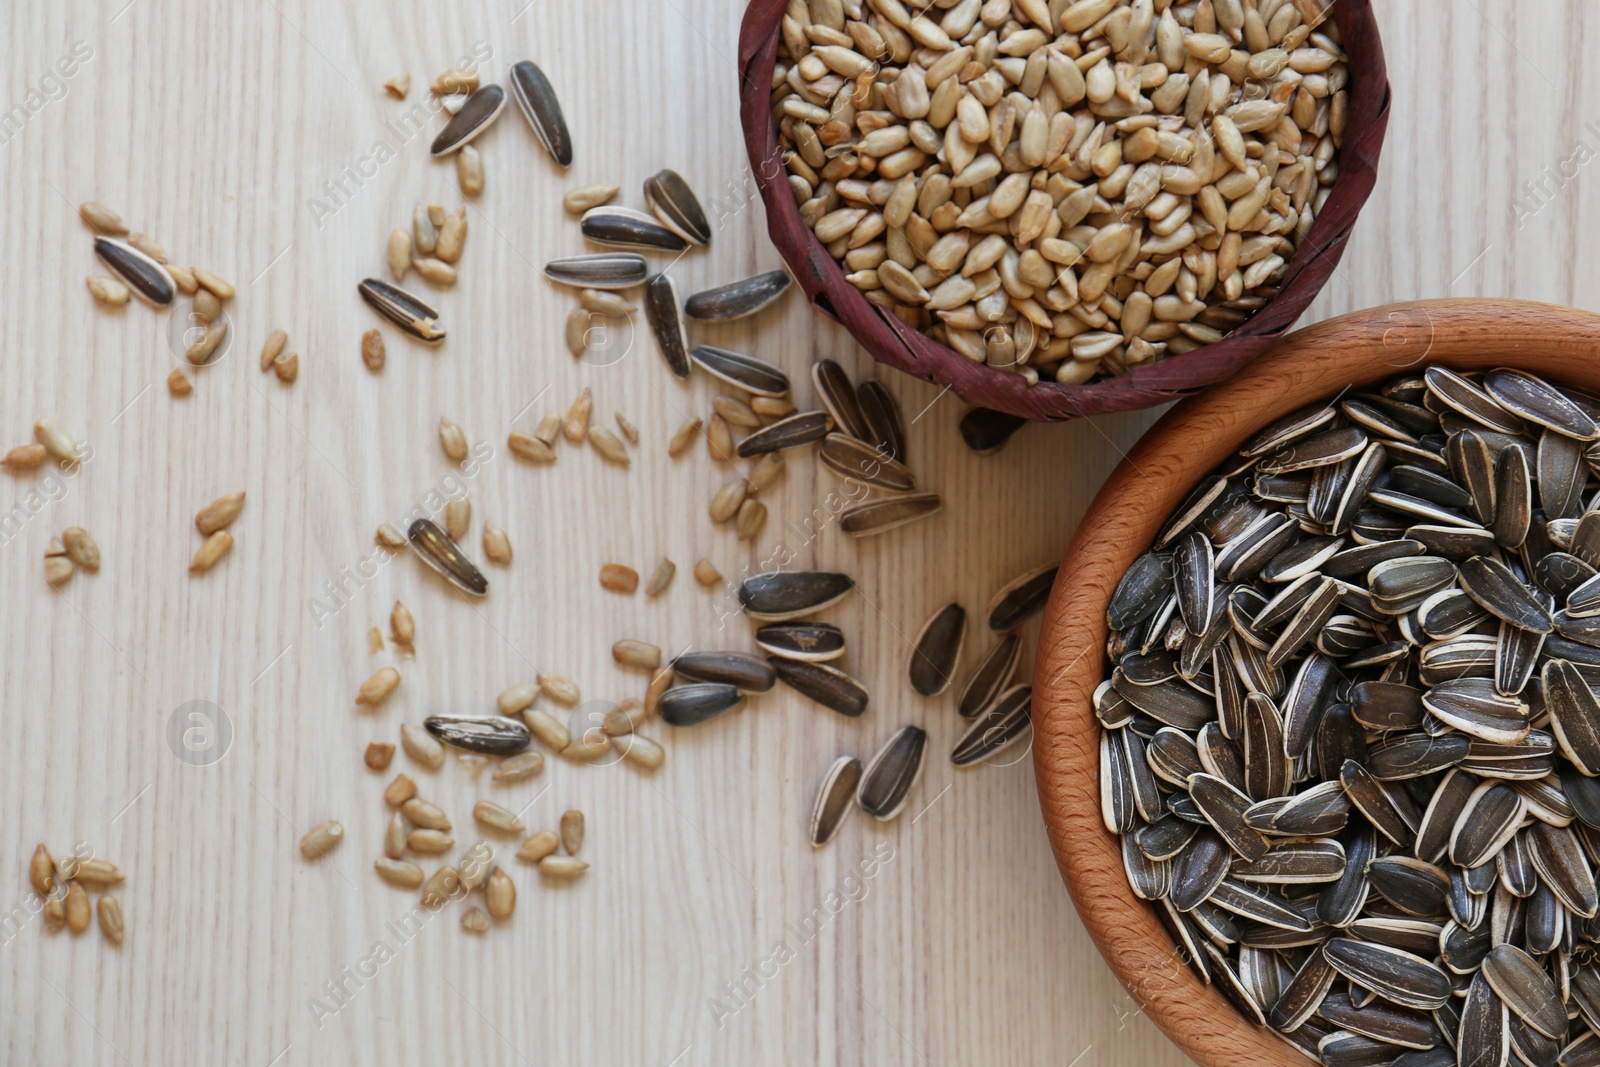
[737,0,1393,422]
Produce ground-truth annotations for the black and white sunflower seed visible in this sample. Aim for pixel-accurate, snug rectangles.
[809,756,861,847]
[857,726,927,821]
[643,169,710,247]
[508,61,571,166]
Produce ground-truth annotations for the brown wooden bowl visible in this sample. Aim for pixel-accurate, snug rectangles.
[737,1,1392,423]
[1032,299,1600,1065]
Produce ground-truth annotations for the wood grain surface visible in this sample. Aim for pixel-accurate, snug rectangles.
[0,3,1593,1065]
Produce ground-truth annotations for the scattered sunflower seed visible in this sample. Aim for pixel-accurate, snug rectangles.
[86,275,130,306]
[93,237,174,306]
[189,531,233,573]
[508,60,572,166]
[773,658,869,717]
[858,726,928,821]
[564,184,618,214]
[685,270,792,321]
[543,253,648,290]
[299,820,344,860]
[358,278,445,342]
[908,603,966,697]
[401,723,445,769]
[658,683,744,727]
[810,756,863,847]
[539,856,588,878]
[643,169,710,247]
[582,207,687,252]
[78,201,126,234]
[356,667,400,706]
[430,84,506,156]
[600,563,639,593]
[457,144,484,196]
[33,417,81,465]
[408,518,487,596]
[424,715,531,756]
[560,810,584,854]
[97,896,123,945]
[645,274,690,378]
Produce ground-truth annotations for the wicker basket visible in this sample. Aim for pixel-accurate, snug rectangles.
[737,0,1392,422]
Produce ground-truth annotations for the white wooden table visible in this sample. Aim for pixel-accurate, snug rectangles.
[0,2,1586,1063]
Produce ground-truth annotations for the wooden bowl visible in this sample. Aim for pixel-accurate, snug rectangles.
[1031,299,1600,1065]
[737,2,1392,423]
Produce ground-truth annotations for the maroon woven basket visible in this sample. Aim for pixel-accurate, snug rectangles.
[738,1,1391,422]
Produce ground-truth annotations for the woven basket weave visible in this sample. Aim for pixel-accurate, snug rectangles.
[737,0,1391,422]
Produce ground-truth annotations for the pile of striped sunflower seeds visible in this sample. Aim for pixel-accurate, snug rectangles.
[1102,366,1600,1065]
[772,0,1346,386]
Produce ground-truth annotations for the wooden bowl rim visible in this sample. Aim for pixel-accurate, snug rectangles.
[1030,298,1600,1066]
[736,0,1393,422]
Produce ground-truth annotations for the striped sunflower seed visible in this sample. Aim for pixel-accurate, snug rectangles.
[408,518,487,596]
[987,563,1060,632]
[671,652,776,692]
[508,61,572,166]
[840,494,943,537]
[755,622,846,663]
[642,169,710,247]
[429,84,506,155]
[424,715,531,756]
[690,346,791,397]
[908,603,966,697]
[809,756,862,847]
[735,411,831,457]
[738,571,853,620]
[358,278,445,342]
[685,270,791,321]
[657,683,744,727]
[820,433,914,492]
[94,237,175,306]
[950,684,1032,766]
[644,274,690,378]
[857,726,927,821]
[582,207,686,253]
[771,658,868,718]
[855,380,907,464]
[544,253,647,290]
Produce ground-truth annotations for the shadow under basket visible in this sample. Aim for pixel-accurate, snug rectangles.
[737,0,1392,423]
